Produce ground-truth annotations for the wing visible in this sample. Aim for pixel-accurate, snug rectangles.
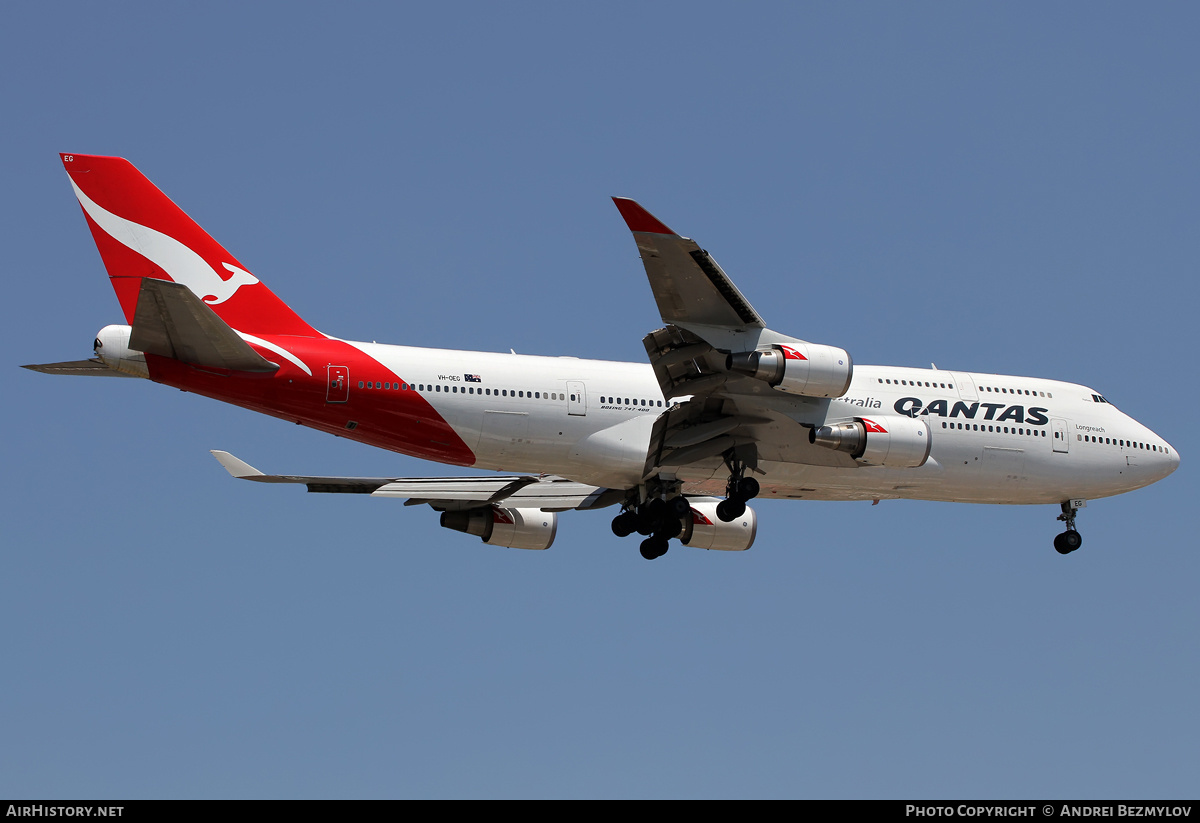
[611,198,765,329]
[613,200,859,481]
[211,451,621,511]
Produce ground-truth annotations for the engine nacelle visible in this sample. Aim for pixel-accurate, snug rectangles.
[94,324,149,378]
[440,506,558,550]
[727,342,853,398]
[810,415,931,468]
[680,500,757,551]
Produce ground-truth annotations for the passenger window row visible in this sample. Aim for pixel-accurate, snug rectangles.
[1079,434,1167,454]
[878,378,953,389]
[941,421,1047,438]
[357,380,563,400]
[601,396,664,408]
[939,419,1170,455]
[981,386,1052,398]
[877,376,1053,399]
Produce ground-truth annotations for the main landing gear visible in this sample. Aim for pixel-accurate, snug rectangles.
[717,454,759,522]
[1054,500,1085,555]
[612,451,763,561]
[611,495,691,560]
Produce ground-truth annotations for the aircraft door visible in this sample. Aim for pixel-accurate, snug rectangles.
[1051,418,1069,453]
[951,372,979,401]
[567,380,587,416]
[326,365,349,403]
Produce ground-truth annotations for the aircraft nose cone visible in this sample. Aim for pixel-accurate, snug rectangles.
[1149,434,1180,483]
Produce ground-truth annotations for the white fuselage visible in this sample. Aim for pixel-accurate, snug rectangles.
[347,341,1179,505]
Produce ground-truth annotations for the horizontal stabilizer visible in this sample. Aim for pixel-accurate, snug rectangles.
[131,279,278,373]
[21,358,137,377]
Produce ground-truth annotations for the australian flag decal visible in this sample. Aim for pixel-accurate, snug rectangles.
[464,374,482,383]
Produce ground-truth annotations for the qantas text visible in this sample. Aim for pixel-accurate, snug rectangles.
[893,397,1049,426]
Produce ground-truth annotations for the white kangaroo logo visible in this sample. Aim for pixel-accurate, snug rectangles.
[70,178,259,305]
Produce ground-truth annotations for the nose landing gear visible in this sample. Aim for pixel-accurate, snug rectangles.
[1054,500,1085,554]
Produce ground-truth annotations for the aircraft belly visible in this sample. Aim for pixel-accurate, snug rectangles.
[674,444,1096,505]
[676,457,949,502]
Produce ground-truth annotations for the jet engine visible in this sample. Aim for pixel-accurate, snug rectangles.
[680,500,757,551]
[727,342,853,398]
[440,506,558,550]
[810,415,931,468]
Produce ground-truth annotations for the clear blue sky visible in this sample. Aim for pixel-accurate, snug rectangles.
[3,2,1197,798]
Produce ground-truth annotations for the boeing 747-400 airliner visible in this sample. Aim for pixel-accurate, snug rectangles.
[25,154,1179,559]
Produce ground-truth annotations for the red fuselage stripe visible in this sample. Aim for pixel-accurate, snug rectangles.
[147,337,476,466]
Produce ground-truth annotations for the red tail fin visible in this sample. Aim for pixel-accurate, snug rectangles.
[61,153,320,338]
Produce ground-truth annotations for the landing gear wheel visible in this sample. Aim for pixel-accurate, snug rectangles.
[635,511,657,536]
[669,496,691,517]
[616,511,638,537]
[716,498,746,522]
[735,477,760,500]
[640,536,669,560]
[1054,501,1084,554]
[719,452,758,522]
[1054,530,1083,555]
[638,498,667,535]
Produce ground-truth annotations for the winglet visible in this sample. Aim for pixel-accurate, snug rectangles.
[211,450,264,479]
[612,197,676,235]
